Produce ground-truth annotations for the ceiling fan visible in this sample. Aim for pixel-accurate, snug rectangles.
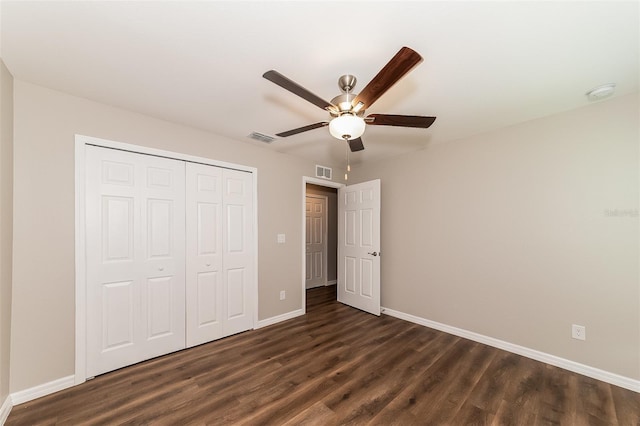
[263,46,436,152]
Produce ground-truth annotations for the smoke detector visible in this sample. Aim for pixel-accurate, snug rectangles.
[586,83,616,101]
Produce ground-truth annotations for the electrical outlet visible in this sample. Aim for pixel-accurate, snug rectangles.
[279,290,286,301]
[572,324,586,340]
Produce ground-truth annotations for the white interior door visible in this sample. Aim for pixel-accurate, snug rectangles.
[186,163,224,347]
[338,179,381,315]
[222,168,254,336]
[305,195,327,289]
[86,146,186,377]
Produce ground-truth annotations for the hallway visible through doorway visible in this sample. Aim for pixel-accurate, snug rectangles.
[305,183,338,290]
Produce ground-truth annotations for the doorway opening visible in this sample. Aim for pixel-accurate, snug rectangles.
[301,177,343,313]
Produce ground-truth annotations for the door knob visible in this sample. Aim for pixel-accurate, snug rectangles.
[206,262,211,267]
[367,252,378,257]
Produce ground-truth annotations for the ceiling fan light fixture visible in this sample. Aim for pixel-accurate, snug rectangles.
[329,114,365,140]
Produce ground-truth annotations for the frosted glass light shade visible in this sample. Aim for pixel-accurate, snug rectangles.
[329,114,366,140]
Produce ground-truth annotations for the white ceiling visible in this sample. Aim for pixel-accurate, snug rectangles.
[1,1,638,166]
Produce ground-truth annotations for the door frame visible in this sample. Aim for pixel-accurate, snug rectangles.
[301,177,344,314]
[305,193,328,289]
[75,134,259,384]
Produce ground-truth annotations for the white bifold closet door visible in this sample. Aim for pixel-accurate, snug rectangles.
[185,163,254,347]
[86,146,186,378]
[86,146,254,377]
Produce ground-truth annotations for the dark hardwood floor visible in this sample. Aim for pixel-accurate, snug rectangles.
[7,285,640,425]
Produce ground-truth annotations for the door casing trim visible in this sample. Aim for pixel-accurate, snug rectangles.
[301,177,344,314]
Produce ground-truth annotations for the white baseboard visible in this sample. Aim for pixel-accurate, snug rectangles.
[326,280,337,286]
[10,375,76,405]
[256,309,304,329]
[0,394,12,425]
[382,307,640,393]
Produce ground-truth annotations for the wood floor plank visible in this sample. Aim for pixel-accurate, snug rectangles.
[452,401,495,425]
[6,285,640,425]
[611,382,640,425]
[466,350,520,415]
[492,356,546,425]
[420,340,498,423]
[239,316,416,425]
[366,332,460,425]
[281,401,337,426]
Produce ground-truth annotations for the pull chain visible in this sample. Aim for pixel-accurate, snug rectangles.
[346,81,352,176]
[344,137,350,181]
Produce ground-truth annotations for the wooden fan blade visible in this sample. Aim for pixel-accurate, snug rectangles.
[351,47,423,111]
[365,114,436,129]
[348,137,365,152]
[263,70,336,111]
[276,122,329,137]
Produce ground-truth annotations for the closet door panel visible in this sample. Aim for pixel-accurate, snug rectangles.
[145,276,174,339]
[86,146,186,377]
[102,280,134,350]
[227,268,245,318]
[186,163,224,347]
[137,152,185,359]
[222,169,254,336]
[197,271,220,324]
[87,143,255,374]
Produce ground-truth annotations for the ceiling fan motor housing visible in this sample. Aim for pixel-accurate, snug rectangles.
[329,93,364,117]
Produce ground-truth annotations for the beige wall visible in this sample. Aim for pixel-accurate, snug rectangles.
[7,78,639,394]
[0,59,14,405]
[306,184,338,282]
[351,93,640,379]
[9,80,342,393]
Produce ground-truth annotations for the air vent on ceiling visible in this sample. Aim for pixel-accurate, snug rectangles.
[315,165,332,180]
[248,132,276,143]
